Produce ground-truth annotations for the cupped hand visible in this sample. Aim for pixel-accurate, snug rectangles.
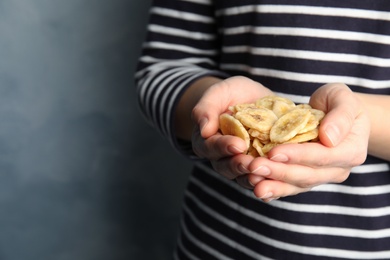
[191,76,273,187]
[247,83,371,202]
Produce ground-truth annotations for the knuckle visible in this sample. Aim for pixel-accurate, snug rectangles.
[299,178,316,189]
[277,169,287,182]
[333,171,350,183]
[353,152,367,166]
[315,156,331,168]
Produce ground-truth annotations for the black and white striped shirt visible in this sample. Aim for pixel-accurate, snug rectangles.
[136,0,390,259]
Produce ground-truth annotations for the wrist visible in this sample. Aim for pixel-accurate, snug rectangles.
[356,92,390,160]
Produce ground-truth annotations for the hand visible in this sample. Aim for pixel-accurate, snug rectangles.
[191,76,273,187]
[247,83,371,202]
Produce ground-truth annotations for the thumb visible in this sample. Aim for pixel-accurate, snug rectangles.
[191,78,234,139]
[192,87,225,139]
[310,83,359,147]
[319,113,345,147]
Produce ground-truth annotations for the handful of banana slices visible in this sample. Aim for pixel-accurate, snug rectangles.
[219,95,325,157]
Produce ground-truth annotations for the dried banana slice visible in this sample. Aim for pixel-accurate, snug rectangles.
[298,114,318,134]
[286,128,319,143]
[262,142,279,155]
[248,129,270,144]
[219,113,250,150]
[219,95,326,158]
[256,95,296,117]
[247,144,260,157]
[295,104,312,109]
[235,108,278,134]
[298,109,325,134]
[256,95,295,109]
[311,108,325,121]
[270,109,311,143]
[252,138,265,157]
[272,100,296,118]
[229,103,258,113]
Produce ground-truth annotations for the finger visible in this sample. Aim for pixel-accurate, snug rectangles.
[192,96,224,139]
[192,80,234,139]
[236,173,264,190]
[192,125,248,160]
[248,174,266,186]
[236,174,265,190]
[211,153,254,180]
[253,179,311,201]
[249,157,350,187]
[236,174,254,190]
[310,83,361,147]
[267,142,364,169]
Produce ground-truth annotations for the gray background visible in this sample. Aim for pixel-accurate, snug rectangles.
[0,0,192,259]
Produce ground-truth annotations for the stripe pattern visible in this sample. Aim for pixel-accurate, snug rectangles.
[176,163,390,259]
[135,0,390,258]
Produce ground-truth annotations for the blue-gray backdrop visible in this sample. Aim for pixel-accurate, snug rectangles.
[0,1,192,259]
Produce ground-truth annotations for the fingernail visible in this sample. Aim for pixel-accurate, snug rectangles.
[252,165,271,176]
[261,191,273,199]
[248,174,264,186]
[265,197,279,203]
[247,178,255,188]
[270,154,288,162]
[325,124,340,146]
[238,164,248,173]
[199,117,208,132]
[228,145,244,154]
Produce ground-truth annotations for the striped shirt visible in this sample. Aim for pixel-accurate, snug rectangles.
[135,0,390,259]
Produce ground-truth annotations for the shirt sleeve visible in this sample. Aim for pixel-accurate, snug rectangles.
[135,0,228,159]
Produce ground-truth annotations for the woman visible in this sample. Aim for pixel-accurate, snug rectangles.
[136,1,390,259]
